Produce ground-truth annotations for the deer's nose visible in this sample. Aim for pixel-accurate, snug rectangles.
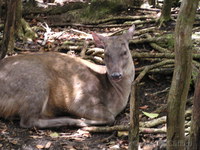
[110,72,122,81]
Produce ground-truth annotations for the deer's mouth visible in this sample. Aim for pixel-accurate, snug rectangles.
[111,77,122,82]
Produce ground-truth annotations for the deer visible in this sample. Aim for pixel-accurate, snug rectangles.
[0,25,135,128]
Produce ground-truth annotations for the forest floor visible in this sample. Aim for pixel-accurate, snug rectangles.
[0,0,198,149]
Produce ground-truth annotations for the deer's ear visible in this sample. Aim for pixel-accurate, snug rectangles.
[92,32,107,48]
[123,24,135,40]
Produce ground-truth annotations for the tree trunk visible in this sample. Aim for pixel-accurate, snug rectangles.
[16,0,37,41]
[128,85,139,150]
[16,0,22,30]
[0,0,2,20]
[0,0,17,58]
[189,72,200,149]
[15,0,24,39]
[167,0,199,150]
[158,0,172,26]
[132,0,142,7]
[148,0,156,7]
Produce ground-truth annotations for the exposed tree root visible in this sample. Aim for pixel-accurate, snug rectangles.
[16,18,37,41]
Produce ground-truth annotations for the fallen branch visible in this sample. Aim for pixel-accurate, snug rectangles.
[84,116,167,133]
[50,23,131,28]
[131,52,200,59]
[132,52,174,58]
[39,22,52,45]
[83,125,129,133]
[83,110,191,134]
[86,48,104,56]
[89,15,156,25]
[83,126,167,134]
[134,27,156,36]
[140,116,166,128]
[148,67,173,74]
[112,26,156,36]
[130,36,166,44]
[70,28,91,37]
[151,87,170,96]
[136,59,174,72]
[150,43,171,53]
[140,127,166,134]
[50,17,156,29]
[145,34,171,53]
[134,60,174,84]
[59,45,82,52]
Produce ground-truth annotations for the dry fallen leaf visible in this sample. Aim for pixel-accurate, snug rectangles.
[77,129,91,137]
[45,141,52,148]
[10,140,18,145]
[30,135,43,139]
[36,144,44,149]
[139,105,149,109]
[63,145,76,150]
[110,144,120,149]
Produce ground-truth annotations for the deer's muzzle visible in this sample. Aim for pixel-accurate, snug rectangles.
[110,72,122,82]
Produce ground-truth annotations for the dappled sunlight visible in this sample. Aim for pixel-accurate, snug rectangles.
[36,0,87,7]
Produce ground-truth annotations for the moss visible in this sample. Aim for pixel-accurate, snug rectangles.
[157,34,175,51]
[15,19,37,41]
[80,0,125,22]
[54,0,128,23]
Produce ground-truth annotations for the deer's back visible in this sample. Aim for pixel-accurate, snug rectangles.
[0,52,107,118]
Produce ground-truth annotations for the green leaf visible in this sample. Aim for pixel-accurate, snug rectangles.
[142,111,159,119]
[49,132,59,138]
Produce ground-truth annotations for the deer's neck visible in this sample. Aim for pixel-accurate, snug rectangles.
[106,64,135,116]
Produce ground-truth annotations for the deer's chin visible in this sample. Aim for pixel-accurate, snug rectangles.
[110,76,122,82]
[112,78,122,82]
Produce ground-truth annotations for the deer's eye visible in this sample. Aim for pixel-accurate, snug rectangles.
[121,51,127,56]
[104,53,110,59]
